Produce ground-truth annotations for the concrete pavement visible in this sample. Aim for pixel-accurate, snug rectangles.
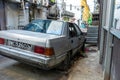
[0,45,103,80]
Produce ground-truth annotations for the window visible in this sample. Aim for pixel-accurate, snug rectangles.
[68,23,77,37]
[46,21,63,35]
[24,19,63,35]
[74,24,81,36]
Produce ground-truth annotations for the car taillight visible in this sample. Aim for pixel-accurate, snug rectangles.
[34,46,54,56]
[0,38,5,44]
[45,48,54,56]
[34,46,45,55]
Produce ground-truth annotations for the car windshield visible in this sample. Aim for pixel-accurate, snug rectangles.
[24,19,63,35]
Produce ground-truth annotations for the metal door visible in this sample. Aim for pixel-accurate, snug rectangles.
[110,37,120,80]
[0,0,6,30]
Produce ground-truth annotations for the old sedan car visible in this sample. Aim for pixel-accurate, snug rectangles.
[0,19,85,70]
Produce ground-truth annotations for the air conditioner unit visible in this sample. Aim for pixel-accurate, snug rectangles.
[28,0,42,4]
[41,0,49,7]
[36,0,42,5]
[36,0,42,9]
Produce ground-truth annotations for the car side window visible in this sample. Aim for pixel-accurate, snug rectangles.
[74,24,82,36]
[68,23,78,37]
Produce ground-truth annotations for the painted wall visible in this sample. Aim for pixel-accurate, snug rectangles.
[4,1,49,30]
[0,0,6,30]
[34,8,47,19]
[5,2,19,29]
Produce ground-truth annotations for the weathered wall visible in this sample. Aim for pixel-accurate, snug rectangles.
[5,2,19,29]
[0,0,6,30]
[34,8,47,19]
[110,36,120,80]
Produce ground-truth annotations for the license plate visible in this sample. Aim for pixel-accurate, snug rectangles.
[7,40,32,51]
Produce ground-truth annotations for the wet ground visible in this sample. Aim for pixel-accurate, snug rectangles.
[0,45,103,80]
[67,45,103,80]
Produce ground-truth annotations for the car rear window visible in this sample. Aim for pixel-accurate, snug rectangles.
[24,20,63,35]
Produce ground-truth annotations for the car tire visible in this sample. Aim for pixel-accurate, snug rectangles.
[81,43,85,52]
[57,51,72,71]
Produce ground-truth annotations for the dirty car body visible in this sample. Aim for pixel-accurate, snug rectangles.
[0,19,85,69]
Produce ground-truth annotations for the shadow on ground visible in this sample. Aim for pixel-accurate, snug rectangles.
[0,58,68,80]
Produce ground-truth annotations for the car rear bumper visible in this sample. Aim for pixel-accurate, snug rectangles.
[0,45,55,70]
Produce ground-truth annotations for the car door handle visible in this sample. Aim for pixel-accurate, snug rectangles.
[71,40,73,43]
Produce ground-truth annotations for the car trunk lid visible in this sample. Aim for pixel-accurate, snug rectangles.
[0,30,60,46]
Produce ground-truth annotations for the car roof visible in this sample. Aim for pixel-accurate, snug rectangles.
[31,19,77,25]
[32,19,65,23]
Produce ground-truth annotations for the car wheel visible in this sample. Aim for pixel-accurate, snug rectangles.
[81,43,85,52]
[57,51,72,71]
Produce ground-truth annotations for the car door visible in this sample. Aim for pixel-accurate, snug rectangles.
[74,24,85,46]
[68,23,80,54]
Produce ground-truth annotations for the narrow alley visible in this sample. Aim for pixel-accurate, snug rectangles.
[0,45,103,80]
[0,0,120,80]
[67,45,103,80]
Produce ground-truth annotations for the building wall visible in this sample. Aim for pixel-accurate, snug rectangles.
[100,0,120,80]
[5,2,48,29]
[0,0,6,30]
[100,30,107,65]
[2,0,53,30]
[110,36,120,80]
[34,8,47,19]
[5,2,19,29]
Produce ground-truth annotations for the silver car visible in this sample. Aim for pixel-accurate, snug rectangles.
[0,19,85,70]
